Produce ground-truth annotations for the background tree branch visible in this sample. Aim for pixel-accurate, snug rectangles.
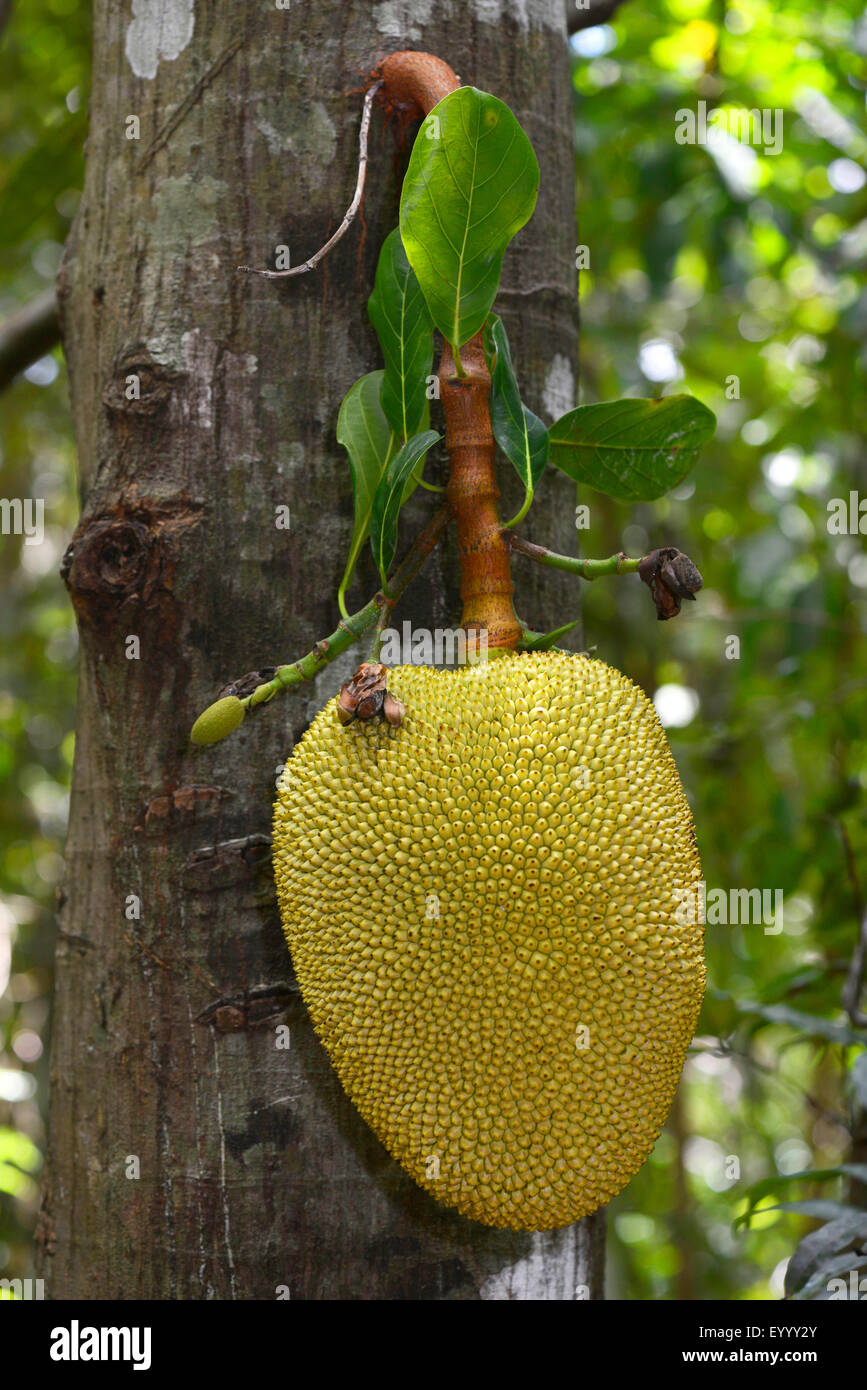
[566,0,631,35]
[0,288,60,392]
[0,0,14,44]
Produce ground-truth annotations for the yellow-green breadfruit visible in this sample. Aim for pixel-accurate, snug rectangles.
[273,651,705,1231]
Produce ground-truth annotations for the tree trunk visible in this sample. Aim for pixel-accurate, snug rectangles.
[37,0,602,1299]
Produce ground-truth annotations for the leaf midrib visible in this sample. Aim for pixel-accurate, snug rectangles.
[550,437,693,454]
[451,103,481,348]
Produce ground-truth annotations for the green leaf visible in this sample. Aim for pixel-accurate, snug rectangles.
[791,1252,867,1301]
[517,619,580,652]
[0,1126,41,1171]
[548,395,716,501]
[483,315,548,524]
[732,998,867,1048]
[765,1200,866,1222]
[336,372,398,616]
[0,1161,38,1200]
[756,964,827,1003]
[784,1212,867,1297]
[370,430,440,583]
[368,228,434,442]
[734,1164,867,1230]
[399,87,539,351]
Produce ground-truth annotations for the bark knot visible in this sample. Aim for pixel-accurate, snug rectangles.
[103,346,181,417]
[61,500,203,631]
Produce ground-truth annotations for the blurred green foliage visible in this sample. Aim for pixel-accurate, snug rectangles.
[0,0,865,1300]
[0,0,89,1283]
[572,0,867,1299]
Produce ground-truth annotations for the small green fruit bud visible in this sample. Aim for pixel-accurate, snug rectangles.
[190,696,245,746]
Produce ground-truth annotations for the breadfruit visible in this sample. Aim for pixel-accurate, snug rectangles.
[273,651,705,1231]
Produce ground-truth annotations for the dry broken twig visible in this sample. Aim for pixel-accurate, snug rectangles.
[237,80,383,280]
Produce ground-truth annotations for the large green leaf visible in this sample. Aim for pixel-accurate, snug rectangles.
[483,314,548,523]
[548,395,716,501]
[399,87,539,351]
[368,229,434,442]
[784,1212,867,1297]
[370,430,440,583]
[336,372,397,615]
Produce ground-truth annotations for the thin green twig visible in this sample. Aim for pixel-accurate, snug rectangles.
[241,505,452,711]
[505,532,641,580]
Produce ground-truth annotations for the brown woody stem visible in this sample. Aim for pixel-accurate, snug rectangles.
[374,51,460,116]
[377,52,522,652]
[440,336,522,649]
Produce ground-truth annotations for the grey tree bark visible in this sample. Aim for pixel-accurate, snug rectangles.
[37,0,604,1299]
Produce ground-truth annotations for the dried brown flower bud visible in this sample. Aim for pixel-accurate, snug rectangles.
[336,687,357,725]
[638,547,703,621]
[216,668,277,700]
[383,693,407,728]
[337,662,403,727]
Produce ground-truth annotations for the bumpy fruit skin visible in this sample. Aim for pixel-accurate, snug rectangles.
[273,652,705,1231]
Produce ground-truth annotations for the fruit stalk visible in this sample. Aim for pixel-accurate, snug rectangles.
[377,51,523,652]
[374,51,459,116]
[439,336,523,649]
